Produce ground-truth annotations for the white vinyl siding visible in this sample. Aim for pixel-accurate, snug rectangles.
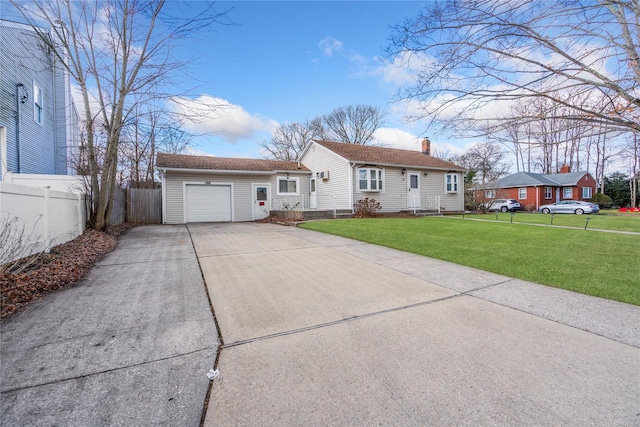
[298,143,352,210]
[163,171,310,223]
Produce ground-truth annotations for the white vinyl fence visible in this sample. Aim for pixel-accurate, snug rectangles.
[0,182,86,264]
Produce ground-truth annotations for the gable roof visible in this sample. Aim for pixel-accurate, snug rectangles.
[485,171,591,188]
[156,153,309,172]
[313,140,465,171]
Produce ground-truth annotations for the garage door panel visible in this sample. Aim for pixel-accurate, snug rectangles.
[186,184,232,222]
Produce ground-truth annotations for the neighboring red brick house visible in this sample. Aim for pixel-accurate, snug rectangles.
[476,166,597,211]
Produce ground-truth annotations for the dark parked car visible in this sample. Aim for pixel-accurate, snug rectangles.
[485,199,521,212]
[538,200,600,215]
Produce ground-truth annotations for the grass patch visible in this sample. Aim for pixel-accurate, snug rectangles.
[456,212,640,232]
[299,217,640,306]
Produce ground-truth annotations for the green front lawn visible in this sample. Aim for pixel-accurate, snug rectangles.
[299,217,640,306]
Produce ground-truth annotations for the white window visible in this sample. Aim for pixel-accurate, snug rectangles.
[485,189,495,198]
[544,187,552,199]
[277,176,299,195]
[358,168,383,191]
[445,173,459,193]
[563,187,573,198]
[518,187,527,199]
[582,187,592,198]
[33,82,43,125]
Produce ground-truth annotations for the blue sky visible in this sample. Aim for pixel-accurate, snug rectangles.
[163,1,471,159]
[2,1,472,159]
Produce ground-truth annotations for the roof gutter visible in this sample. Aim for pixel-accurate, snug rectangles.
[157,167,291,175]
[351,161,466,172]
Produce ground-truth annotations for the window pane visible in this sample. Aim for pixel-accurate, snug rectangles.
[359,169,368,190]
[410,175,418,189]
[256,187,267,201]
[287,180,297,193]
[518,188,526,198]
[563,187,572,198]
[279,180,288,193]
[371,170,377,190]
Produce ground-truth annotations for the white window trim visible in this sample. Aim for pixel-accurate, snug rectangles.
[485,189,495,198]
[33,81,43,125]
[582,187,592,198]
[544,187,552,199]
[563,187,573,198]
[518,187,527,199]
[276,176,300,196]
[357,167,384,192]
[444,172,459,194]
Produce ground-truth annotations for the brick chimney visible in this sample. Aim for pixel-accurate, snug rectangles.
[559,165,571,173]
[422,138,431,155]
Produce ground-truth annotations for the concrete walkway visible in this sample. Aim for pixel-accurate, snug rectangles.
[1,225,217,426]
[194,222,640,426]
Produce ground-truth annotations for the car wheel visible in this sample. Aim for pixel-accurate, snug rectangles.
[575,208,584,215]
[542,208,550,214]
[501,206,508,212]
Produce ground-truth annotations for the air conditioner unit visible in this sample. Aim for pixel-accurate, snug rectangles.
[318,170,329,181]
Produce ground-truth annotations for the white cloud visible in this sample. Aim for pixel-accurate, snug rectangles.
[372,127,422,151]
[319,36,343,57]
[169,95,277,143]
[373,127,468,158]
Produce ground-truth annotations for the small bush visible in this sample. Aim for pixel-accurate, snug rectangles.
[354,198,382,218]
[591,193,613,208]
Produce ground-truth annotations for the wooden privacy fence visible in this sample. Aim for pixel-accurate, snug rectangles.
[127,188,162,224]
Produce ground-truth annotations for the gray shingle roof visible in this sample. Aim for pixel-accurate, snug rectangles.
[485,171,590,188]
[156,153,310,172]
[315,140,466,171]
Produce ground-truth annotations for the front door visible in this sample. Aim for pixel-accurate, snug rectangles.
[407,172,420,208]
[310,177,317,209]
[253,183,270,220]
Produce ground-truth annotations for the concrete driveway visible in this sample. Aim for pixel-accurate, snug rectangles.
[195,222,640,426]
[1,225,217,426]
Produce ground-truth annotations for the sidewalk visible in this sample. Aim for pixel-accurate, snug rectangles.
[0,225,217,426]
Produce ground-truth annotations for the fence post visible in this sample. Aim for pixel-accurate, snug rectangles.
[43,186,51,252]
[77,192,84,236]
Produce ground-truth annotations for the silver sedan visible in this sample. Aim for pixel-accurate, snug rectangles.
[538,200,600,215]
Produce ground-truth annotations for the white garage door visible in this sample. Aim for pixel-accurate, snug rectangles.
[185,184,232,222]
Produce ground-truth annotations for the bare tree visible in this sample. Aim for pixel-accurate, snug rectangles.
[454,142,509,185]
[260,119,323,161]
[317,105,385,145]
[13,0,228,230]
[119,108,192,188]
[388,1,640,139]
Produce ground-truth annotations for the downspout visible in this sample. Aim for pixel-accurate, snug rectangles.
[160,169,167,224]
[350,162,355,213]
[15,83,24,173]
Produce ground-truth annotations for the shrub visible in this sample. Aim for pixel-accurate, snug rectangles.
[353,198,382,218]
[591,193,613,208]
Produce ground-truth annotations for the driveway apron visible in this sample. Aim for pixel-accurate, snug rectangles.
[195,222,640,426]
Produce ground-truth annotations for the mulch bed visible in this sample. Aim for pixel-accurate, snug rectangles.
[0,223,136,322]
